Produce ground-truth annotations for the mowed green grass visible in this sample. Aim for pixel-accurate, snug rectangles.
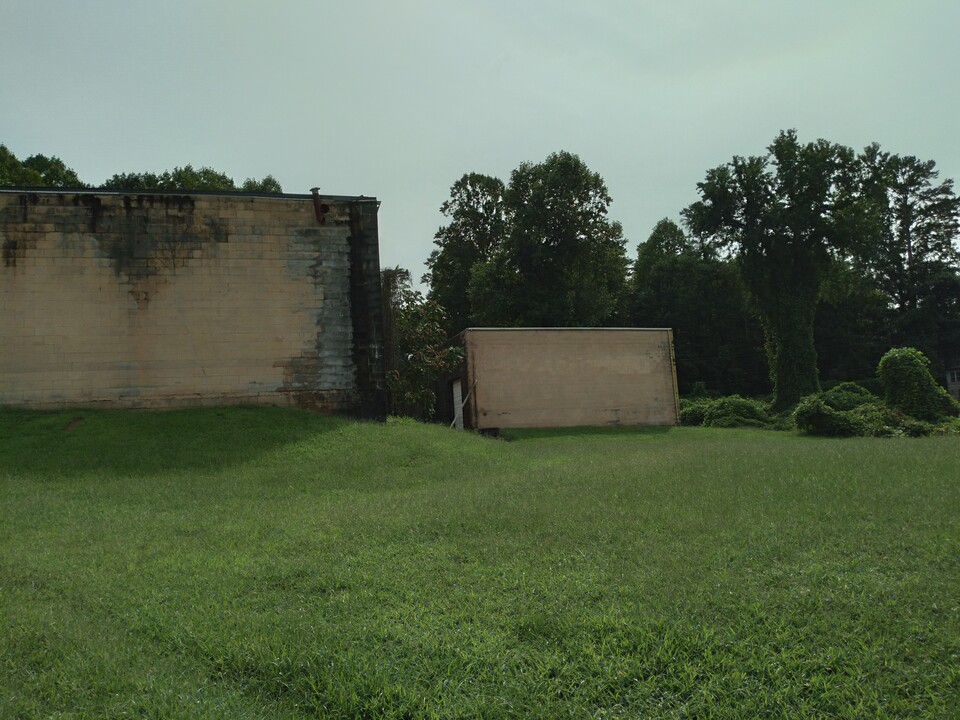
[1,408,958,719]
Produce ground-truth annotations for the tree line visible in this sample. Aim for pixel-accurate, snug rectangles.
[419,132,960,411]
[0,144,281,192]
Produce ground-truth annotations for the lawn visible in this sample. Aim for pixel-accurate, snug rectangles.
[1,408,958,718]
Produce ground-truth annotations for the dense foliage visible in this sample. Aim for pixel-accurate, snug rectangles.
[631,219,768,395]
[428,135,958,405]
[381,268,463,420]
[820,381,878,411]
[793,395,867,437]
[680,395,774,429]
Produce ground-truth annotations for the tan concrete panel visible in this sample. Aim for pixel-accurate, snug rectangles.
[465,328,678,429]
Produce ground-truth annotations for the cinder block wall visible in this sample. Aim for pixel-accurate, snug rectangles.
[0,190,385,416]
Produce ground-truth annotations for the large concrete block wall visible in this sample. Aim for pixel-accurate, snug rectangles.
[0,190,385,416]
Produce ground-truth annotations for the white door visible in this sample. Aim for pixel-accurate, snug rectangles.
[452,379,463,429]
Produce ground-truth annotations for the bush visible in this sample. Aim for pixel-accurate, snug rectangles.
[702,395,771,428]
[877,348,960,422]
[706,415,770,429]
[821,381,877,411]
[932,417,960,436]
[796,397,938,439]
[849,403,912,438]
[794,396,863,437]
[679,398,711,426]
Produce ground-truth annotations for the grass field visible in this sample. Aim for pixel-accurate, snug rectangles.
[1,408,958,718]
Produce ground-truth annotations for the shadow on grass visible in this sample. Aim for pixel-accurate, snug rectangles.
[0,406,349,478]
[500,424,675,442]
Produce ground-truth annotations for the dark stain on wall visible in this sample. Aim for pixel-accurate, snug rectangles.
[348,203,387,420]
[73,194,103,232]
[96,194,212,279]
[19,193,38,221]
[0,194,41,267]
[2,238,17,267]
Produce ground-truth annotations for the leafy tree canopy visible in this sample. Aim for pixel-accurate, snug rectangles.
[430,152,628,328]
[636,218,691,267]
[101,165,282,193]
[1,144,284,194]
[0,145,86,187]
[423,173,508,334]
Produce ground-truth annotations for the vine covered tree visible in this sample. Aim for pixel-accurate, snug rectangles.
[684,130,871,410]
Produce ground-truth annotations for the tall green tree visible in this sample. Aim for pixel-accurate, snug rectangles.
[850,146,960,375]
[424,173,508,334]
[632,219,767,395]
[684,130,870,410]
[470,151,628,327]
[859,147,960,312]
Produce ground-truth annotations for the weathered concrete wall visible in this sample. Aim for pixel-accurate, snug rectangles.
[0,190,385,415]
[460,328,679,429]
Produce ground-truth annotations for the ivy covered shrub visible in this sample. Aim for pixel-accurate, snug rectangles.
[795,394,937,438]
[793,396,863,437]
[821,382,877,411]
[850,403,935,437]
[702,395,771,428]
[877,348,960,422]
[679,396,772,427]
[678,398,711,426]
[932,417,960,436]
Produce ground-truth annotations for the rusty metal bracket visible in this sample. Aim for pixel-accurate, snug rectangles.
[310,187,329,224]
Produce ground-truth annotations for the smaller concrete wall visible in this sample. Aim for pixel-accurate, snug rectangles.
[461,328,679,429]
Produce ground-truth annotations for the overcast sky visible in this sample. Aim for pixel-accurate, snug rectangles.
[3,1,958,284]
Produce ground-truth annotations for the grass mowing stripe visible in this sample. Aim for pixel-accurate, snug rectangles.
[1,409,958,718]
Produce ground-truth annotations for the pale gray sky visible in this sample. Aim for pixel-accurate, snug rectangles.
[3,1,958,283]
